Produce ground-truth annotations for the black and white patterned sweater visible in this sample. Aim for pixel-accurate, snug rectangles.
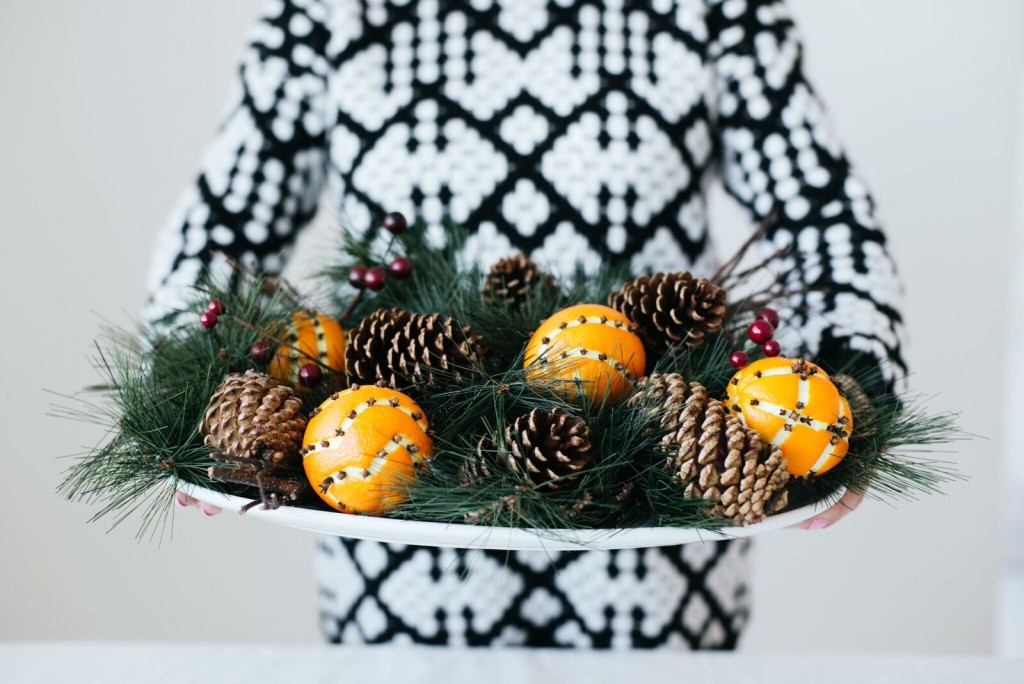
[148,0,905,649]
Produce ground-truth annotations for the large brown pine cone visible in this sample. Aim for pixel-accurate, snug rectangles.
[504,408,593,487]
[201,370,307,467]
[632,372,790,526]
[608,272,727,355]
[346,308,486,388]
[483,254,554,310]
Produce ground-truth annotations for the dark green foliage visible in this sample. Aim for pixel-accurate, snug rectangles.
[326,218,632,367]
[56,276,342,539]
[59,220,965,539]
[785,355,965,509]
[388,361,718,531]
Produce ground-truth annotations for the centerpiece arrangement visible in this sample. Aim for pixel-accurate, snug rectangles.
[58,213,962,546]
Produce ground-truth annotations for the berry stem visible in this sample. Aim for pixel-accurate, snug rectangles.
[383,233,397,261]
[720,246,789,289]
[711,209,779,284]
[339,289,364,323]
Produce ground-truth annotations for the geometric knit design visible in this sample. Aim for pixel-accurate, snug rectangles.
[146,0,907,382]
[145,0,908,649]
[314,536,752,649]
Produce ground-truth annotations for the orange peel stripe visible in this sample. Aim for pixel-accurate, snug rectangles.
[536,316,637,382]
[537,316,629,353]
[808,442,837,474]
[287,316,313,386]
[316,390,429,434]
[755,401,835,433]
[319,433,423,484]
[808,397,850,473]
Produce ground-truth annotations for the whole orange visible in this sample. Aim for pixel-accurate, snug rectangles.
[525,304,646,405]
[267,311,346,387]
[303,384,432,515]
[725,357,853,477]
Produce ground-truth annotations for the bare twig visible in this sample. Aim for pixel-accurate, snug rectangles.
[214,251,305,307]
[712,209,779,284]
[339,290,364,322]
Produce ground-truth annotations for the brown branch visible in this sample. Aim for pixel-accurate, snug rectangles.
[712,209,780,284]
[213,251,305,307]
[207,464,307,498]
[339,290,364,322]
[721,246,791,288]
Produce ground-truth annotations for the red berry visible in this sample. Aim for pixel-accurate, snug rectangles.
[389,257,414,279]
[249,341,272,364]
[748,319,774,344]
[730,351,749,369]
[364,266,387,291]
[207,299,224,316]
[763,340,781,357]
[199,311,218,329]
[382,212,408,235]
[348,266,368,289]
[298,364,323,387]
[757,307,780,328]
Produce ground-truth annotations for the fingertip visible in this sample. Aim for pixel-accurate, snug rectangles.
[199,503,221,517]
[174,491,190,508]
[842,491,866,511]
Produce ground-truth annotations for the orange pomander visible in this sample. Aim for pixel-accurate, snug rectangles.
[267,311,346,387]
[725,357,853,477]
[525,304,646,405]
[302,385,432,515]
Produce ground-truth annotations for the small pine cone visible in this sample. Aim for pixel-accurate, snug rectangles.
[634,372,790,526]
[505,408,593,487]
[483,254,554,310]
[608,272,728,355]
[681,401,790,526]
[459,437,500,485]
[346,308,486,388]
[630,373,710,474]
[201,370,307,467]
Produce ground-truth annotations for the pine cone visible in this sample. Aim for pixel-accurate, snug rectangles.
[633,373,790,526]
[608,272,728,355]
[505,408,593,487]
[346,308,486,388]
[201,370,307,467]
[459,437,500,485]
[629,373,711,472]
[483,254,554,310]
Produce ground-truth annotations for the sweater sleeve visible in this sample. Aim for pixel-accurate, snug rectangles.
[707,0,907,384]
[145,0,333,322]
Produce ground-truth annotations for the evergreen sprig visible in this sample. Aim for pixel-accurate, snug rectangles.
[56,275,337,539]
[59,218,967,539]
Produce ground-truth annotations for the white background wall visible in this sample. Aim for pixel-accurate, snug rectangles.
[0,0,1020,652]
[996,47,1024,657]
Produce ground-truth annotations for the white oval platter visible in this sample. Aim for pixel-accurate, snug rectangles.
[179,482,838,551]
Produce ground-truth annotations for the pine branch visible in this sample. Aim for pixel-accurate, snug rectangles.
[59,217,968,539]
[56,275,322,539]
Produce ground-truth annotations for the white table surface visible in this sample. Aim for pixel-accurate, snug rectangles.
[2,643,1023,684]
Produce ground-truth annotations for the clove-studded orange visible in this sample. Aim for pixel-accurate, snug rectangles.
[267,311,346,388]
[725,357,853,477]
[302,384,432,515]
[525,304,646,405]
